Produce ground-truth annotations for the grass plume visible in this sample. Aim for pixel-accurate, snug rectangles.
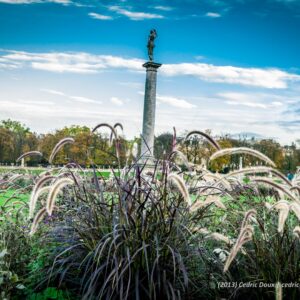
[169,150,191,171]
[276,282,282,300]
[223,225,254,272]
[223,209,257,272]
[46,177,74,216]
[253,178,300,203]
[29,175,55,218]
[209,147,276,167]
[293,226,300,239]
[167,173,191,205]
[226,167,291,187]
[191,195,226,211]
[241,209,257,228]
[198,228,232,245]
[30,207,47,236]
[272,200,290,233]
[184,130,221,150]
[49,137,75,164]
[16,151,43,163]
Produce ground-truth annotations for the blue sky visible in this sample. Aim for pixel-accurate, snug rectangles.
[0,0,299,143]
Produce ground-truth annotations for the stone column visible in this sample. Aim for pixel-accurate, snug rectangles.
[239,156,243,170]
[239,156,243,181]
[141,61,162,161]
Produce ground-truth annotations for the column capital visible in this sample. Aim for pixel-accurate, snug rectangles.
[143,61,162,71]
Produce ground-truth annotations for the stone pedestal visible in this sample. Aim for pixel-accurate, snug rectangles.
[141,61,162,162]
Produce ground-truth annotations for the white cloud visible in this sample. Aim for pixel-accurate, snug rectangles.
[32,62,100,73]
[40,88,65,96]
[1,84,298,144]
[88,12,113,20]
[69,95,98,103]
[271,101,283,107]
[0,99,141,133]
[205,12,221,18]
[157,95,196,109]
[110,97,124,106]
[153,5,174,11]
[161,63,300,89]
[2,50,300,89]
[0,63,19,70]
[108,6,164,20]
[0,0,71,4]
[2,50,143,74]
[218,92,285,109]
[225,100,267,109]
[18,99,55,105]
[41,88,99,103]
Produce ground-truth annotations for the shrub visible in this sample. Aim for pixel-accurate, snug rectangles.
[36,164,218,299]
[0,204,30,299]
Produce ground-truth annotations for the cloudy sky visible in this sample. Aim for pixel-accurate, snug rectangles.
[0,0,299,144]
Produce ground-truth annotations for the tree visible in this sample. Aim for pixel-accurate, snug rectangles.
[0,119,35,163]
[0,127,14,162]
[0,120,298,172]
[254,139,284,170]
[154,133,173,159]
[209,138,233,172]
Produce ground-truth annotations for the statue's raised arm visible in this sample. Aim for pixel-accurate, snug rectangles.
[147,29,157,61]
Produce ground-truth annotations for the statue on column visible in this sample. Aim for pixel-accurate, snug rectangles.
[147,29,157,61]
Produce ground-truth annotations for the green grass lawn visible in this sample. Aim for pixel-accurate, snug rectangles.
[0,166,114,178]
[0,189,29,207]
[0,168,114,207]
[0,168,118,211]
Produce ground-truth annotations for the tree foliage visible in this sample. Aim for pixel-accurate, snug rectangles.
[0,119,299,173]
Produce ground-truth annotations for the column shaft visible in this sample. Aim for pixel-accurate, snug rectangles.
[141,62,161,159]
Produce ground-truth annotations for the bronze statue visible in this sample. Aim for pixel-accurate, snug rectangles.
[147,29,157,61]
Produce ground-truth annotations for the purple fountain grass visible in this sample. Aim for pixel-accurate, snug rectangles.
[46,177,74,216]
[209,147,276,167]
[191,195,226,211]
[16,151,43,163]
[92,123,120,160]
[253,178,300,203]
[293,226,300,239]
[49,137,75,164]
[226,166,292,187]
[223,225,254,273]
[29,186,51,219]
[29,175,55,218]
[169,150,191,171]
[184,130,221,150]
[272,200,290,233]
[172,126,177,151]
[276,282,282,300]
[29,207,47,236]
[241,209,257,228]
[223,209,257,272]
[167,173,191,205]
[198,228,232,245]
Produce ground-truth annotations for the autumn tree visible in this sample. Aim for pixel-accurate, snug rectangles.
[154,133,173,159]
[1,119,31,161]
[0,120,299,172]
[0,127,14,163]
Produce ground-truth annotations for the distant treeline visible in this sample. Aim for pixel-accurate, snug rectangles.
[0,119,299,173]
